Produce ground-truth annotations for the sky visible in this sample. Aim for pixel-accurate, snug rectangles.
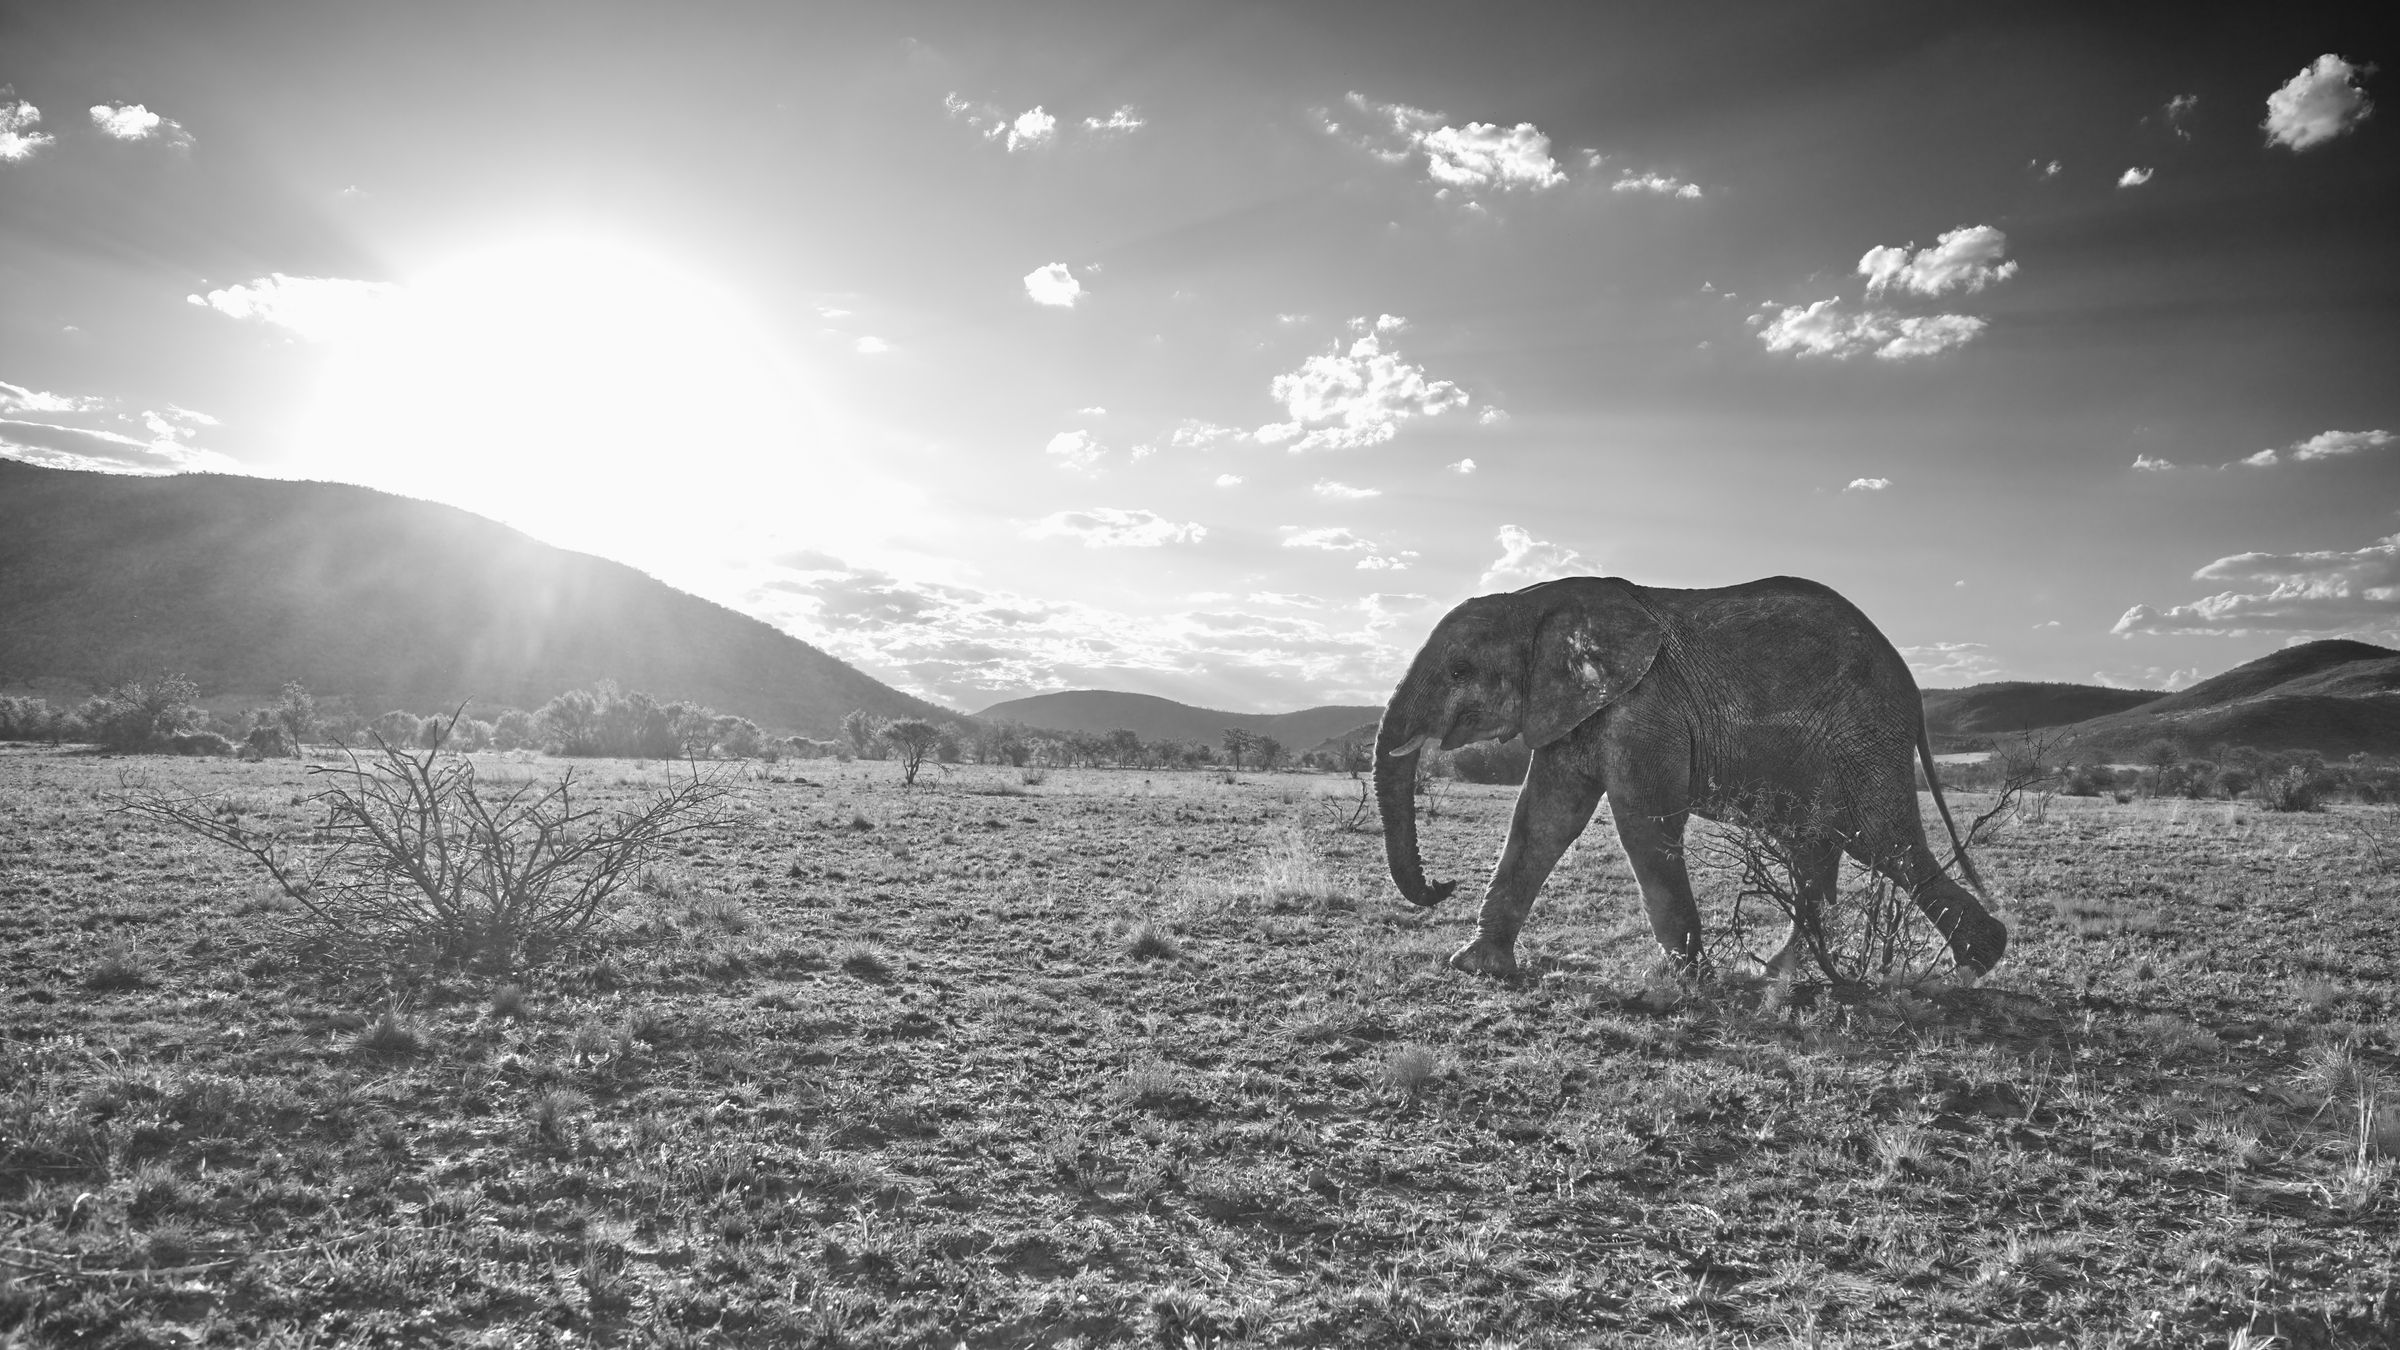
[2,1,2394,715]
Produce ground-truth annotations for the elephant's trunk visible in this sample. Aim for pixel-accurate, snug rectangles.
[1376,707,1457,909]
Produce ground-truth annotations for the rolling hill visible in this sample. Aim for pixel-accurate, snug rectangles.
[1921,682,2165,744]
[973,689,1378,751]
[0,461,952,735]
[2057,639,2400,755]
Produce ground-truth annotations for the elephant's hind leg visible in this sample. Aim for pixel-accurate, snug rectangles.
[1450,742,1606,978]
[1862,845,2007,977]
[1763,839,1840,977]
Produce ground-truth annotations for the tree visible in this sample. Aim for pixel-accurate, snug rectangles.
[842,709,884,759]
[1254,735,1286,772]
[2139,737,2185,796]
[1221,727,1256,771]
[882,718,941,786]
[713,716,761,759]
[275,681,315,758]
[1105,728,1144,768]
[77,674,203,752]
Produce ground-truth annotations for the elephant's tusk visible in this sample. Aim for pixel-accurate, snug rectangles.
[1384,734,1434,759]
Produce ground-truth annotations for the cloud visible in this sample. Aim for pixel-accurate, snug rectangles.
[2093,666,2200,692]
[0,381,99,415]
[1331,93,1564,197]
[2112,533,2400,641]
[2263,54,2374,151]
[2132,454,2174,471]
[1858,225,2017,298]
[89,102,190,146]
[1282,525,1416,571]
[1312,480,1380,500]
[2031,159,2062,178]
[1611,171,1702,199]
[1476,407,1509,426]
[1083,105,1144,133]
[1006,107,1057,151]
[1755,300,1985,361]
[1255,321,1468,451]
[2241,428,2393,468]
[1043,429,1106,472]
[1214,473,1244,487]
[2163,93,2199,138]
[1478,524,1594,592]
[1844,477,1891,492]
[2116,166,2154,188]
[942,94,1058,151]
[852,336,891,354]
[1028,507,1206,548]
[1023,262,1083,308]
[0,388,237,475]
[1169,419,1246,451]
[0,87,53,162]
[1449,457,1476,474]
[189,273,403,343]
[1897,642,2001,683]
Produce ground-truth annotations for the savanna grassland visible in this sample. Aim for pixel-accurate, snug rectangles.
[3,746,2397,1348]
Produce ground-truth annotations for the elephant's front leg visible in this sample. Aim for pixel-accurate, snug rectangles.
[1450,743,1605,977]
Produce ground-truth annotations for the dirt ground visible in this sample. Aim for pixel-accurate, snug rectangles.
[2,746,2396,1347]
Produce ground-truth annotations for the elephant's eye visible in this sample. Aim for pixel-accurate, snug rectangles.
[1449,659,1473,679]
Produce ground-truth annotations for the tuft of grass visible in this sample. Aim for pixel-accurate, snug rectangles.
[354,1008,426,1059]
[528,1087,588,1146]
[488,982,527,1021]
[82,941,150,991]
[1381,1043,1442,1098]
[848,811,875,831]
[836,941,893,981]
[1123,920,1181,961]
[1020,766,1049,786]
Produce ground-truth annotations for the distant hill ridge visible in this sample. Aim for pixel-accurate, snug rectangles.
[1926,639,2400,756]
[0,461,950,735]
[974,689,1378,751]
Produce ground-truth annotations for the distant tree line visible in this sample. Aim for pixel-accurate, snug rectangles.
[1940,734,2400,814]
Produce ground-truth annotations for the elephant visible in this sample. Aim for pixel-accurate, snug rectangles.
[1375,574,2005,979]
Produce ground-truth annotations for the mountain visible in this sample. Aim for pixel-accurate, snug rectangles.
[0,461,951,735]
[1922,682,2165,744]
[974,689,1379,750]
[2058,639,2400,755]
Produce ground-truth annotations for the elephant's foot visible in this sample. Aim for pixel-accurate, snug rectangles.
[1447,937,1519,978]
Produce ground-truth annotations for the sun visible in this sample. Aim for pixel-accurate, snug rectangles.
[298,233,832,573]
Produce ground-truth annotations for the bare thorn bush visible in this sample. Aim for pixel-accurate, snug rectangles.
[114,714,730,969]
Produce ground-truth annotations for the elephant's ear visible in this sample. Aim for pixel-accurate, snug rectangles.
[1521,580,1664,748]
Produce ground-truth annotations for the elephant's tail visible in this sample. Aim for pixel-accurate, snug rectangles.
[1917,723,1990,899]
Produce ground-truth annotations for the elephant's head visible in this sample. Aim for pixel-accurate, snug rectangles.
[1375,577,1665,908]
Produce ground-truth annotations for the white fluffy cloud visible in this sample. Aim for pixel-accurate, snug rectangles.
[0,88,52,162]
[1023,262,1083,308]
[1083,106,1144,133]
[1898,642,2001,684]
[1256,319,1468,451]
[1169,419,1246,451]
[90,102,190,145]
[2263,54,2375,151]
[1611,171,1702,199]
[2163,94,2199,138]
[1858,226,2017,298]
[1312,480,1380,500]
[1028,507,1205,548]
[1214,473,1244,487]
[852,335,890,355]
[1449,457,1476,474]
[1756,301,1985,361]
[942,94,1059,151]
[2112,534,2400,640]
[2117,166,2153,188]
[1478,524,1594,593]
[1845,477,1891,492]
[2241,428,2392,468]
[1006,107,1056,151]
[0,388,235,475]
[188,273,403,343]
[1333,93,1564,197]
[1043,429,1106,472]
[2132,454,2174,471]
[1282,526,1416,571]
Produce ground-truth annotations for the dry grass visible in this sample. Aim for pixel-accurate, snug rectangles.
[0,752,2394,1345]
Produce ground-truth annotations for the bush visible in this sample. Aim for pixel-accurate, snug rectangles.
[77,674,204,752]
[1449,739,1531,786]
[116,723,731,967]
[2254,767,2325,813]
[2061,763,2116,797]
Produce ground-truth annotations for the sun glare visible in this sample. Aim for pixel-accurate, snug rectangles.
[300,235,836,573]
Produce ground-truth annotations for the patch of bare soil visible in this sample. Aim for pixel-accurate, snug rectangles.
[2,749,2395,1346]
